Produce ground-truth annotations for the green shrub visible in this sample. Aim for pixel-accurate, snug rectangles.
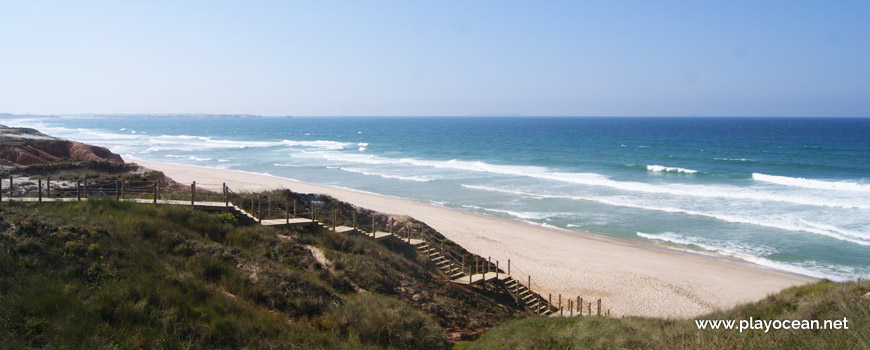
[328,294,448,350]
[217,212,238,225]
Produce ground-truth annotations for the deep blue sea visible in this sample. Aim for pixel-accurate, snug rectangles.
[7,116,869,280]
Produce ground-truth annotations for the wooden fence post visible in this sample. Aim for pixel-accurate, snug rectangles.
[577,296,581,315]
[190,181,195,207]
[482,258,486,282]
[83,179,87,198]
[597,299,601,316]
[333,210,337,230]
[46,177,50,198]
[286,202,289,224]
[9,177,13,199]
[223,183,228,210]
[257,199,262,224]
[588,302,591,316]
[152,182,157,204]
[38,179,42,202]
[569,300,573,317]
[115,180,120,200]
[559,295,562,316]
[1,178,3,202]
[77,180,81,201]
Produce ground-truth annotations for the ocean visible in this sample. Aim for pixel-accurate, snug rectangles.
[6,116,869,280]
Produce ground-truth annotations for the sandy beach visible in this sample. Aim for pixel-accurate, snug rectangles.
[135,159,816,318]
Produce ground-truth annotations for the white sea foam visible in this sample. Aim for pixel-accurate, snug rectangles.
[646,165,698,174]
[448,161,870,210]
[289,152,870,210]
[461,184,870,246]
[296,150,870,210]
[636,232,851,280]
[637,231,776,256]
[460,204,563,220]
[165,154,213,162]
[753,173,870,193]
[339,167,433,182]
[714,157,750,162]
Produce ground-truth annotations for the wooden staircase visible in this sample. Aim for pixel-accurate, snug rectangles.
[413,241,465,280]
[502,277,555,316]
[409,233,554,316]
[229,207,560,317]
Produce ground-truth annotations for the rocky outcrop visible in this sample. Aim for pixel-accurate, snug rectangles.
[0,125,124,166]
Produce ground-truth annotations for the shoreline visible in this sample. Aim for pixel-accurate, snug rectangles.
[133,158,817,318]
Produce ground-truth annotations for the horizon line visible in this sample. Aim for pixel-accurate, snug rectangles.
[2,113,868,119]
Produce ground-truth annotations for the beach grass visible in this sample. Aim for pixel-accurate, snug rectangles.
[458,279,869,349]
[1,199,500,349]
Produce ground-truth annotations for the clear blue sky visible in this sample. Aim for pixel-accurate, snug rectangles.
[1,1,868,116]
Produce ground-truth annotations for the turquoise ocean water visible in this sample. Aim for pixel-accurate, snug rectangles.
[6,116,869,280]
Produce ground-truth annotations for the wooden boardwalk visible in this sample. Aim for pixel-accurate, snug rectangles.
[451,272,511,285]
[3,192,569,317]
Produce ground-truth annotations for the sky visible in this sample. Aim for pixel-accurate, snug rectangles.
[1,1,868,117]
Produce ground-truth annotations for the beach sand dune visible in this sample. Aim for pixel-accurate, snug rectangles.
[135,159,816,318]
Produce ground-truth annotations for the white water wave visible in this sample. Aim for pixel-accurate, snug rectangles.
[339,167,434,182]
[305,151,870,210]
[753,173,870,193]
[461,184,870,246]
[646,165,698,174]
[291,151,870,209]
[460,204,566,220]
[1,120,354,151]
[636,232,855,280]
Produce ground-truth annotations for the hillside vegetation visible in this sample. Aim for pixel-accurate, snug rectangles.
[459,279,869,349]
[0,198,522,349]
